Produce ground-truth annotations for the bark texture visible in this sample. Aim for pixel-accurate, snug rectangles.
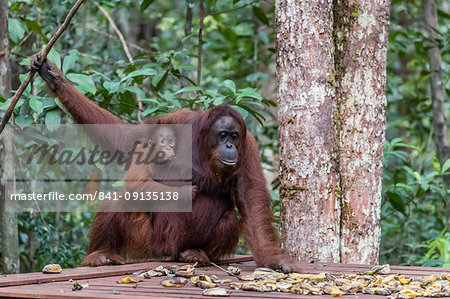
[276,0,390,264]
[334,0,390,264]
[0,0,20,274]
[276,0,340,263]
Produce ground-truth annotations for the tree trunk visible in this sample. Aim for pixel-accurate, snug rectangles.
[334,0,390,264]
[422,0,450,226]
[276,0,341,263]
[276,0,390,264]
[0,0,20,274]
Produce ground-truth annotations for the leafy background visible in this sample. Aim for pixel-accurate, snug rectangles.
[1,0,449,272]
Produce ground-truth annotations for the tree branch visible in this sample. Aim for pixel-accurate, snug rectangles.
[93,1,145,122]
[93,1,134,64]
[83,24,149,52]
[11,30,33,53]
[207,0,259,16]
[196,0,204,86]
[0,0,86,134]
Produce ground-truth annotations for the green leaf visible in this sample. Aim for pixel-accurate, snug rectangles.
[438,9,450,20]
[143,106,164,117]
[19,58,30,67]
[87,70,111,81]
[9,18,26,43]
[124,86,145,98]
[258,31,269,44]
[121,68,157,82]
[15,115,33,129]
[234,103,265,125]
[174,86,202,95]
[63,49,79,73]
[152,70,168,91]
[45,109,61,125]
[0,97,24,110]
[66,74,96,95]
[387,191,405,213]
[47,48,61,70]
[232,106,248,119]
[213,96,226,105]
[178,64,196,71]
[103,81,121,94]
[140,0,155,11]
[119,91,135,114]
[221,80,236,93]
[246,72,269,83]
[140,98,160,104]
[24,19,44,39]
[236,87,263,102]
[29,96,44,115]
[432,156,441,173]
[252,6,270,26]
[442,159,450,175]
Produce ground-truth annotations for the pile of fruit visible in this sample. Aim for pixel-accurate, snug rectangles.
[126,263,450,297]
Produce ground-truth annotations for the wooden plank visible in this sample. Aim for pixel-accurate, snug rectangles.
[0,256,253,288]
[0,276,386,299]
[1,256,450,299]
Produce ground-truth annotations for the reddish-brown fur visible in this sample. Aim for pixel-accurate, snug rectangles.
[30,54,302,272]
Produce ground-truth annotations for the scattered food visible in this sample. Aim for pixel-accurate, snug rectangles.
[172,264,197,278]
[137,265,172,278]
[363,264,391,275]
[42,264,62,274]
[155,265,171,276]
[161,277,188,287]
[111,262,450,298]
[116,276,137,284]
[196,281,218,289]
[202,287,231,297]
[213,266,450,298]
[226,266,241,276]
[71,282,88,291]
[191,274,215,284]
[133,270,146,275]
[138,269,163,278]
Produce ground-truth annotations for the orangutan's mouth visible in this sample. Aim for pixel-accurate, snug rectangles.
[219,159,237,166]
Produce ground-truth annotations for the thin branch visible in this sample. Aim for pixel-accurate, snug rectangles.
[196,0,204,86]
[11,30,33,53]
[0,0,86,134]
[207,0,259,16]
[83,24,149,52]
[10,52,27,59]
[210,262,239,277]
[93,1,133,64]
[182,0,194,87]
[184,0,194,38]
[78,51,104,62]
[93,1,144,122]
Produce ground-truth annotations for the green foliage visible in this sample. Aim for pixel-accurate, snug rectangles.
[18,212,92,271]
[4,0,448,271]
[380,0,450,266]
[380,137,449,265]
[420,230,450,267]
[4,0,276,271]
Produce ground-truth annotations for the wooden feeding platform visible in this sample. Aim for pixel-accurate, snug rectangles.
[0,255,449,298]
